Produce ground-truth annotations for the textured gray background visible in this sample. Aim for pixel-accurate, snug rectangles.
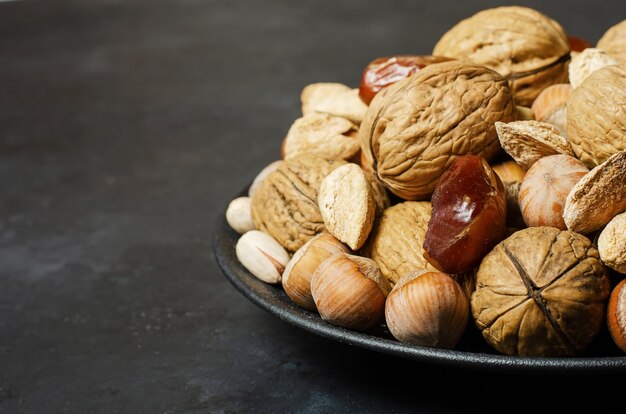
[1,0,625,412]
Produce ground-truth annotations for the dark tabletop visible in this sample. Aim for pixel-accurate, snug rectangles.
[1,0,625,412]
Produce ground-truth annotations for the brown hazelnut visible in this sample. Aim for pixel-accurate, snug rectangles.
[310,253,390,331]
[518,154,588,230]
[385,270,469,348]
[608,279,626,353]
[282,233,350,310]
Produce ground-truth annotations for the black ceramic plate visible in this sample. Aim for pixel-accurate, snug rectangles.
[213,202,626,373]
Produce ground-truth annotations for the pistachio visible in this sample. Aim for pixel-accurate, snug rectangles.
[236,230,291,284]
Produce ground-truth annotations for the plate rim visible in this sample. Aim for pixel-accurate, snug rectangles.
[213,211,626,373]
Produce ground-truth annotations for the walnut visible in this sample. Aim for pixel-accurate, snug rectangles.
[597,19,626,64]
[567,65,626,168]
[472,227,610,357]
[359,60,515,200]
[432,6,569,106]
[363,201,436,286]
[282,113,359,161]
[251,155,346,252]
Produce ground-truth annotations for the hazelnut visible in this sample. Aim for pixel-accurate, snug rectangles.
[282,233,350,310]
[310,253,390,330]
[608,279,626,353]
[598,212,626,274]
[235,231,291,284]
[385,270,469,348]
[492,160,526,229]
[518,154,588,230]
[530,84,571,137]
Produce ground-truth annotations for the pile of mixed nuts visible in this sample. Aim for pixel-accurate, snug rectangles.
[226,6,626,357]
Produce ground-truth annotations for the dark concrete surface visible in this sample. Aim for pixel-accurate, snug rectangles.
[1,0,625,412]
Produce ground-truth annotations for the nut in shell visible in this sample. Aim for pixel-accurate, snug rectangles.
[471,227,610,356]
[530,84,571,137]
[432,6,569,106]
[608,279,626,352]
[301,83,368,124]
[251,154,346,252]
[492,160,526,228]
[567,65,626,168]
[236,230,291,284]
[597,19,626,64]
[495,120,574,171]
[360,60,515,200]
[385,270,469,348]
[363,201,435,286]
[282,113,359,161]
[568,48,618,89]
[311,253,390,330]
[518,154,588,230]
[282,233,350,310]
[598,212,626,274]
[563,150,626,234]
[318,164,376,250]
[226,196,256,234]
[248,160,283,197]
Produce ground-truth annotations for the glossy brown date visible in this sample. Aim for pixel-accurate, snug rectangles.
[423,156,506,274]
[359,55,451,105]
[567,35,591,52]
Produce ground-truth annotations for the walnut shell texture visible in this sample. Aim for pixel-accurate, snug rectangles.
[363,201,435,286]
[360,60,515,200]
[567,65,626,168]
[432,6,569,106]
[472,227,609,357]
[251,155,346,252]
[597,19,626,64]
